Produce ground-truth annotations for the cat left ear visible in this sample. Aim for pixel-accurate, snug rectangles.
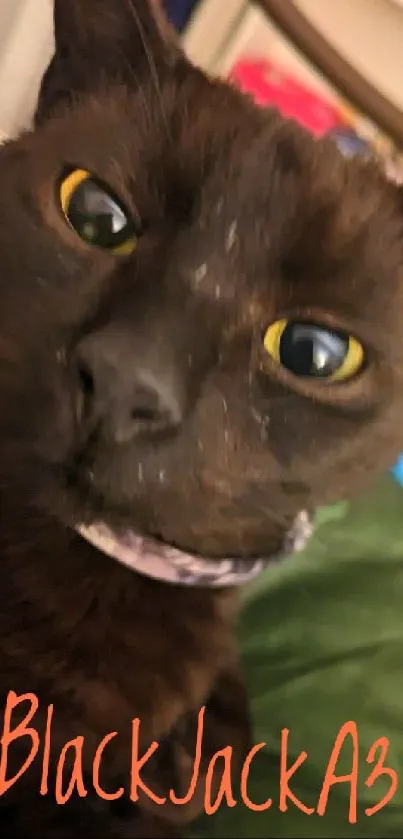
[35,0,181,125]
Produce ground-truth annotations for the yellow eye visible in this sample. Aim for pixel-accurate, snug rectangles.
[263,319,364,382]
[59,169,139,255]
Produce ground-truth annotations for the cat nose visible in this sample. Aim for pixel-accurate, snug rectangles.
[74,332,185,443]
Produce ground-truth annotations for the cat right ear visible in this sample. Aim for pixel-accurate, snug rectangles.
[35,0,182,125]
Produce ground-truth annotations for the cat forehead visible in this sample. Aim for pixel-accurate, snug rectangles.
[26,76,337,202]
[31,77,268,168]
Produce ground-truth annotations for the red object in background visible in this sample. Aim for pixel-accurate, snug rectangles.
[229,57,347,137]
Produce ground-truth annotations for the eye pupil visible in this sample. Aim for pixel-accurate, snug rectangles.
[68,179,129,247]
[60,169,138,254]
[279,322,349,379]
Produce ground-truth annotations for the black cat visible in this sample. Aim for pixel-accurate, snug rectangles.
[1,0,403,836]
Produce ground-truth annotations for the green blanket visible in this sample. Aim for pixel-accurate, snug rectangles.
[195,474,403,837]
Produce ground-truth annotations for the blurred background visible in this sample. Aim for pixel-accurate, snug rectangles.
[1,0,403,173]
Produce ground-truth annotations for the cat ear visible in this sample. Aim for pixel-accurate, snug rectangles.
[35,0,181,124]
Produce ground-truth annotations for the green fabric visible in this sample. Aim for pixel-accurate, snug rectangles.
[195,475,403,837]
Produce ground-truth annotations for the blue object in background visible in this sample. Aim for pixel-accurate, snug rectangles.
[328,127,372,159]
[391,456,403,486]
[163,0,199,32]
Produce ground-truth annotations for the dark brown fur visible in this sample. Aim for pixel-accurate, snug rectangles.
[1,0,403,835]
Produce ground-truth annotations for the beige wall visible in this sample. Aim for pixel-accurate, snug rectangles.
[0,0,53,139]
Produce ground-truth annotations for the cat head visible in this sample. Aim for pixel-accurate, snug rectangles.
[0,0,403,562]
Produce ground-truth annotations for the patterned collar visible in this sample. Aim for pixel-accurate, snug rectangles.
[77,511,313,588]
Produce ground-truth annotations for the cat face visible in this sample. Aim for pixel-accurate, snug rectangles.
[0,0,403,559]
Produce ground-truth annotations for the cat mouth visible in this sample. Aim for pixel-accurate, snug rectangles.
[76,510,313,588]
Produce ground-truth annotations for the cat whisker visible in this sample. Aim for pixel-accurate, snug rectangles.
[129,2,171,144]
